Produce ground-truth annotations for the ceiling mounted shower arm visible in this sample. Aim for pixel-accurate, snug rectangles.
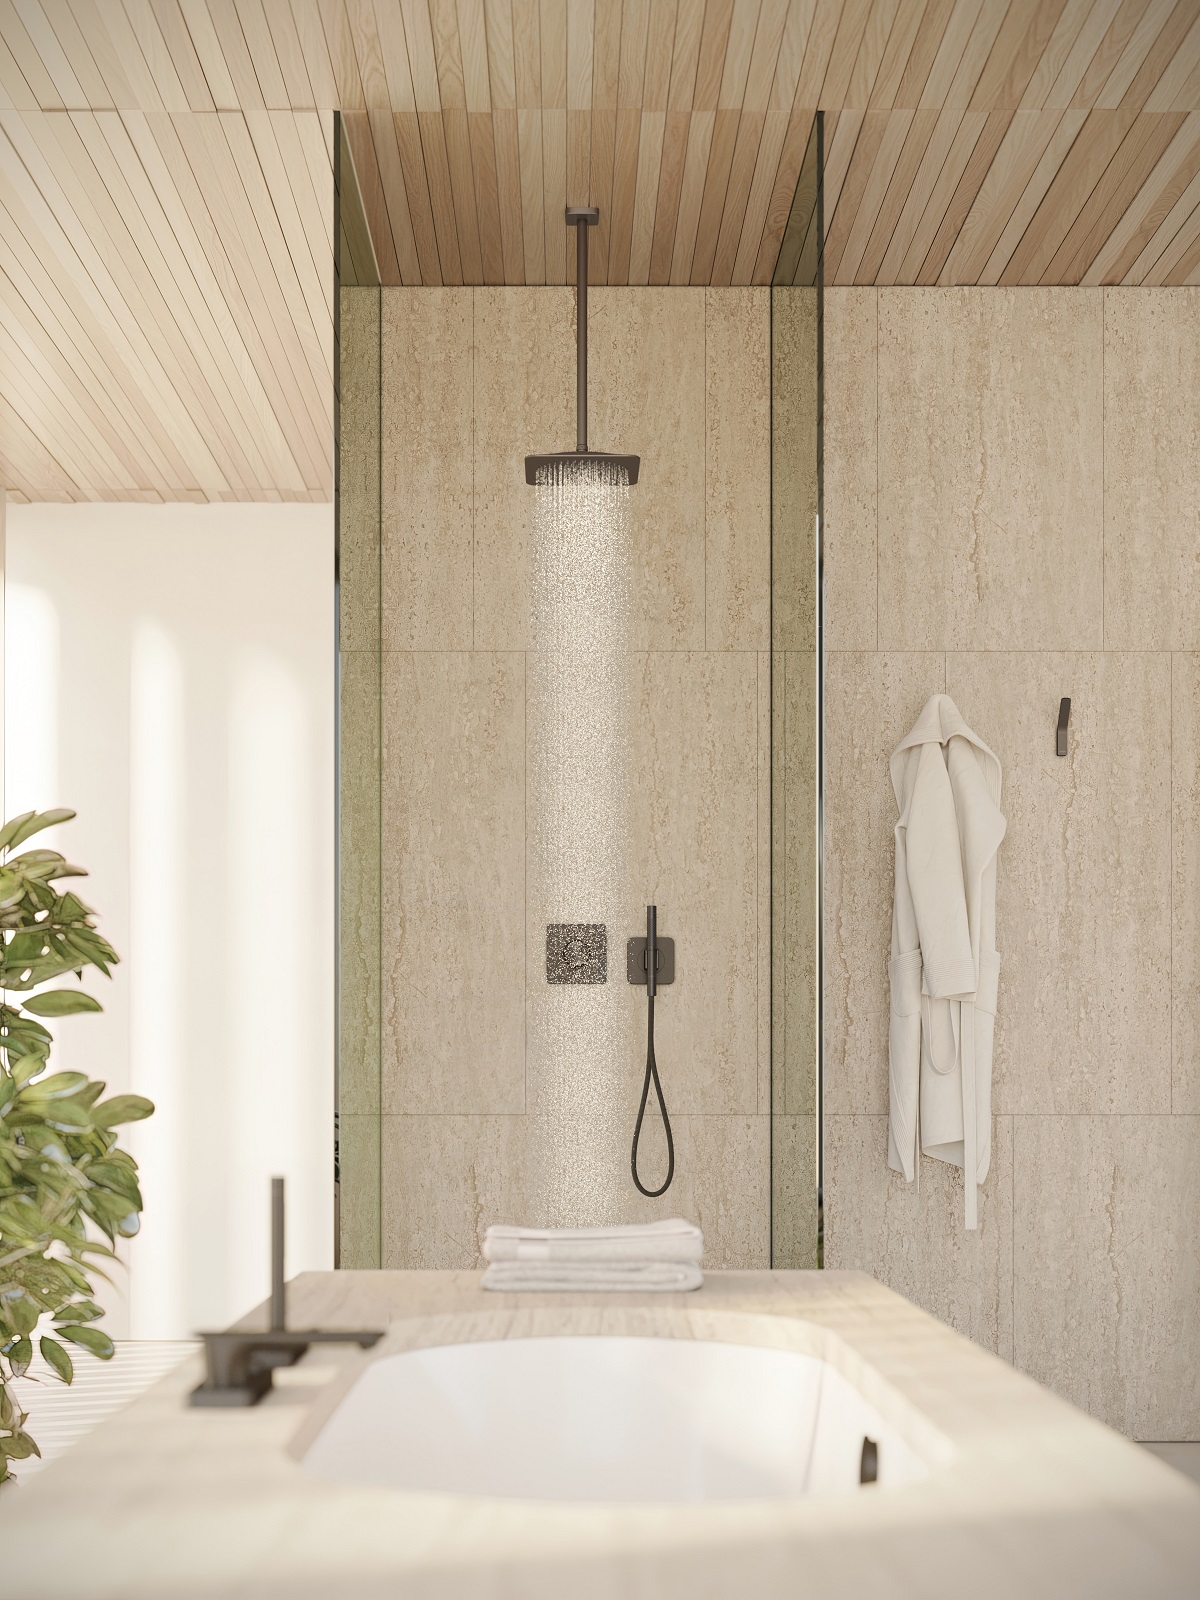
[568,206,598,455]
[523,206,638,485]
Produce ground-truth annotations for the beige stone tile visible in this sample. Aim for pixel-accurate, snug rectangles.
[381,652,525,1116]
[382,1115,526,1268]
[1173,655,1200,1113]
[1014,1116,1200,1439]
[824,652,946,1115]
[382,1114,766,1269]
[877,288,1103,651]
[948,653,1171,1115]
[472,288,575,651]
[589,289,705,650]
[772,1114,819,1269]
[1104,288,1200,649]
[823,288,877,651]
[705,288,769,651]
[826,1114,1015,1360]
[338,287,379,653]
[669,1116,769,1268]
[575,1115,769,1267]
[380,289,473,650]
[783,649,818,1117]
[337,1113,379,1269]
[527,650,758,1123]
[624,651,760,1115]
[339,651,380,1116]
[771,285,818,654]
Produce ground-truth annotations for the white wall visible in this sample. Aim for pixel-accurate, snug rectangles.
[5,502,334,1339]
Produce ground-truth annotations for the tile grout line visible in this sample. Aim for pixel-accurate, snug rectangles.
[472,289,476,652]
[1011,1113,1017,1370]
[875,288,880,653]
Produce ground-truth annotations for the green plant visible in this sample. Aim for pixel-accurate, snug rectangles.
[0,810,153,1483]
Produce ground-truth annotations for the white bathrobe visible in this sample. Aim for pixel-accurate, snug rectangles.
[887,694,1005,1230]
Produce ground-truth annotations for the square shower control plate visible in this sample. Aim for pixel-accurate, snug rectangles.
[546,924,607,984]
[627,936,675,986]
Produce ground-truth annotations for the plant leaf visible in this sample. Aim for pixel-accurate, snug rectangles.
[91,1095,154,1129]
[53,1300,102,1325]
[39,1334,73,1383]
[6,1337,32,1377]
[57,1324,113,1359]
[20,1071,88,1100]
[0,809,75,853]
[21,990,103,1018]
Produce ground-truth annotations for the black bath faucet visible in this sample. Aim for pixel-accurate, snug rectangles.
[190,1178,383,1408]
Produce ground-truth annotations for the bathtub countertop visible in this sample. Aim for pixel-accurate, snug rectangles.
[4,1269,1199,1598]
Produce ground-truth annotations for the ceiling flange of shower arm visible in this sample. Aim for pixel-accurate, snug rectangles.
[524,206,640,487]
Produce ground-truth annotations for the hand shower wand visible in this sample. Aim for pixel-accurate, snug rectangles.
[629,904,675,1197]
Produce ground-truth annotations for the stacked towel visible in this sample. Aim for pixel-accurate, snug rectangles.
[481,1219,703,1293]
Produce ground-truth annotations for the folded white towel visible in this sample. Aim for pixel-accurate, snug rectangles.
[482,1260,703,1293]
[483,1218,703,1265]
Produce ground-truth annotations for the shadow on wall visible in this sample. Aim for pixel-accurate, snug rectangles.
[5,502,334,1341]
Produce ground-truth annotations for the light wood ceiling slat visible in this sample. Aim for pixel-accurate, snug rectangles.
[941,104,1071,281]
[1002,106,1139,281]
[921,105,1012,280]
[605,0,648,282]
[898,106,985,279]
[1142,168,1200,274]
[4,111,225,485]
[1126,143,1200,276]
[1046,109,1184,280]
[866,0,926,110]
[856,104,937,279]
[1081,107,1200,279]
[1116,0,1198,109]
[835,103,910,280]
[5,0,1200,502]
[1053,0,1140,110]
[971,0,1067,111]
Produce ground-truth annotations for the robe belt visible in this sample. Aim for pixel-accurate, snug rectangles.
[921,994,980,1232]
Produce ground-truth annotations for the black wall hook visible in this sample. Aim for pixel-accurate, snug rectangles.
[1057,697,1071,757]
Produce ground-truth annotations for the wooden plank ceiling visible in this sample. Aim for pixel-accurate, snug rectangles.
[0,108,333,502]
[2,2,1200,503]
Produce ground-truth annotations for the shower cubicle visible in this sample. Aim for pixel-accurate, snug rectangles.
[334,115,822,1270]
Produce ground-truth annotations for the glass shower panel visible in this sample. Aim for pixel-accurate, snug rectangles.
[335,117,382,1268]
[771,116,822,1268]
[334,113,823,1271]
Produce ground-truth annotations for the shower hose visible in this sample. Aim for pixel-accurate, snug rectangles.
[631,910,675,1198]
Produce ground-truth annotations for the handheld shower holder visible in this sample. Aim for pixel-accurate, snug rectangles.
[626,935,675,987]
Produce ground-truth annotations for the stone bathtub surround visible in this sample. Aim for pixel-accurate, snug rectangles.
[6,1271,1198,1598]
[823,287,1200,1441]
[340,287,780,1269]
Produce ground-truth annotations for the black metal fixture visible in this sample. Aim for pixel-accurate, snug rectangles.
[190,1178,382,1407]
[628,904,675,1197]
[1057,696,1071,756]
[860,1436,879,1485]
[524,206,640,486]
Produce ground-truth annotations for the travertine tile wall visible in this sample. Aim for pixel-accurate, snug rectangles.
[823,286,1200,1440]
[343,286,775,1270]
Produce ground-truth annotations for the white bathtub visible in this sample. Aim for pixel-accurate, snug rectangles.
[299,1333,931,1504]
